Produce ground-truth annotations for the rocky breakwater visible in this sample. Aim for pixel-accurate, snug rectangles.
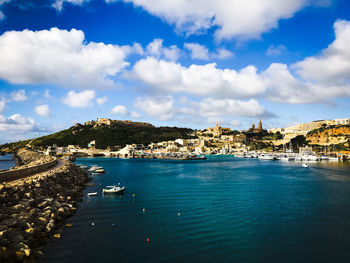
[0,149,89,262]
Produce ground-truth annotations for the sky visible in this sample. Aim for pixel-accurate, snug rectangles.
[0,0,349,144]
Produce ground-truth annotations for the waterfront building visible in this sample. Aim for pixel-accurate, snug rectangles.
[45,144,58,156]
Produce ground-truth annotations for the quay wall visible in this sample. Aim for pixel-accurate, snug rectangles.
[0,149,89,262]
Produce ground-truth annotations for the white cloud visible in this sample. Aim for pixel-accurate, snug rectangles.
[213,48,234,60]
[0,100,5,114]
[131,57,266,98]
[131,20,350,104]
[44,89,51,99]
[52,0,89,11]
[11,89,27,101]
[96,96,107,105]
[0,114,37,132]
[111,105,127,115]
[134,96,174,120]
[133,95,265,123]
[35,104,51,117]
[266,44,287,56]
[110,104,141,118]
[146,39,180,61]
[184,43,233,60]
[62,90,95,108]
[181,98,266,118]
[184,43,209,60]
[117,0,308,40]
[294,19,350,86]
[0,28,131,89]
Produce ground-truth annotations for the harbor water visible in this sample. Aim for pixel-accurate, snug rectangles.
[0,154,15,170]
[41,156,350,263]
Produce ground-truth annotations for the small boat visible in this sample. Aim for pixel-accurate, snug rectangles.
[88,165,103,172]
[102,186,125,195]
[94,169,105,174]
[302,163,309,168]
[87,192,98,197]
[91,172,101,176]
[78,165,89,169]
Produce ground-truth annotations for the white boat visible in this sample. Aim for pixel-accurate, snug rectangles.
[91,172,101,176]
[258,154,278,160]
[320,156,329,161]
[87,192,98,197]
[328,157,339,162]
[102,186,125,195]
[78,165,89,169]
[88,165,103,172]
[280,155,295,161]
[302,163,309,168]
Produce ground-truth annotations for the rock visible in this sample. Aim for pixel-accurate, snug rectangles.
[0,218,18,228]
[45,220,55,233]
[57,207,65,215]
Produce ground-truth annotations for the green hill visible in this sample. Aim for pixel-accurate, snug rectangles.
[0,120,196,151]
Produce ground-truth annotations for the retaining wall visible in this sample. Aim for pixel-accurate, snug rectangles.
[0,158,58,183]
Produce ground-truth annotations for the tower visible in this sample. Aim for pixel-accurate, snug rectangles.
[258,119,262,131]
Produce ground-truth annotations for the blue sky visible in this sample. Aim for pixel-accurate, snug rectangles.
[0,0,349,143]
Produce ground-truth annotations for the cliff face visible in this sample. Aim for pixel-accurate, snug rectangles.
[307,126,350,145]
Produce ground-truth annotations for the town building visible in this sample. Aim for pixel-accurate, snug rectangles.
[207,123,231,137]
[335,118,350,125]
[248,120,264,133]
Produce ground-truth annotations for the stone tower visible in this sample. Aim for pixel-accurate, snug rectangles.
[258,119,262,131]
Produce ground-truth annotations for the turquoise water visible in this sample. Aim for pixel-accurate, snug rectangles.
[41,156,350,263]
[0,154,15,170]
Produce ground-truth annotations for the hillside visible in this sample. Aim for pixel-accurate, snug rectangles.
[0,120,196,151]
[306,125,350,146]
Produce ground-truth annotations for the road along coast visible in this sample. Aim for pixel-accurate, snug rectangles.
[0,149,89,262]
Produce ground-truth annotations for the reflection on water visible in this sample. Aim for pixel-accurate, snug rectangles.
[41,156,350,263]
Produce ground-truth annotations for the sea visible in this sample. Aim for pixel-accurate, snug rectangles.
[0,154,15,170]
[40,156,350,263]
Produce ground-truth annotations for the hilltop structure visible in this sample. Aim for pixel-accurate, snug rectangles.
[248,120,264,133]
[207,123,232,137]
[84,118,154,128]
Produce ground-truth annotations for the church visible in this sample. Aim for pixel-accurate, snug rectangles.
[248,120,264,133]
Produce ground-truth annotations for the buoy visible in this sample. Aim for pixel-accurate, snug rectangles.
[142,208,146,213]
[177,212,181,216]
[91,222,95,226]
[132,193,135,197]
[146,237,150,243]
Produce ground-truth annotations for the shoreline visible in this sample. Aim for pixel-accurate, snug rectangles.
[0,149,90,262]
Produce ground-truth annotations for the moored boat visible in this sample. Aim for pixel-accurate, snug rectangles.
[102,186,125,194]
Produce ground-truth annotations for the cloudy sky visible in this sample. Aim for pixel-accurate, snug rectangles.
[0,0,349,143]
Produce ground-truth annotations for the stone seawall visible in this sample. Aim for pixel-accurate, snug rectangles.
[0,149,89,262]
[0,159,58,183]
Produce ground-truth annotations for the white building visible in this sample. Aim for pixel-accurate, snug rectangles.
[335,118,350,125]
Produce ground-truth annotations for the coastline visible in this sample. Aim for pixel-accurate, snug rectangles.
[0,149,90,262]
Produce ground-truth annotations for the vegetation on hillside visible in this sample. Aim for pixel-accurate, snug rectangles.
[0,123,196,150]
